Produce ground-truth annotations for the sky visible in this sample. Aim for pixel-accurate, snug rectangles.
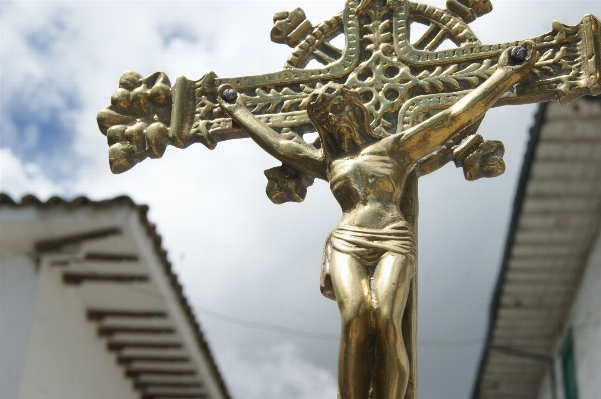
[1,1,600,398]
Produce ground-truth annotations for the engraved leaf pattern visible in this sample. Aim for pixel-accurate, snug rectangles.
[363,20,393,54]
[417,60,494,93]
[243,87,310,114]
[530,46,580,79]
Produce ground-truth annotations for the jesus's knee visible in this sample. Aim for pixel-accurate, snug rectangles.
[374,304,401,335]
[339,300,371,335]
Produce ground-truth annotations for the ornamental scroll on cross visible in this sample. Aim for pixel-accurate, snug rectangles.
[96,1,600,398]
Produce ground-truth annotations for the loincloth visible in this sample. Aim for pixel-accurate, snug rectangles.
[320,222,416,301]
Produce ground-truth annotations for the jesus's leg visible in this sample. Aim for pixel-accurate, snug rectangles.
[329,250,372,399]
[372,253,413,399]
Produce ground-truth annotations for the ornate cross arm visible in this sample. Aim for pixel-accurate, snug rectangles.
[97,2,600,179]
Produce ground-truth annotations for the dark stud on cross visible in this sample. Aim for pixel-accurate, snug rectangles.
[510,46,528,64]
[222,88,238,103]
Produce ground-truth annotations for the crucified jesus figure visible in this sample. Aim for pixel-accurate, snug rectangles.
[216,43,536,399]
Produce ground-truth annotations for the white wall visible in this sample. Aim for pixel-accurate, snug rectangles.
[0,255,39,399]
[570,230,601,399]
[14,258,139,399]
[537,231,601,399]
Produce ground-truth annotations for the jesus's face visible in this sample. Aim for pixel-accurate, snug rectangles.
[313,97,361,152]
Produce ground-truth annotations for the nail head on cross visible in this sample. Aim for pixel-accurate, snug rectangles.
[510,46,528,63]
[222,88,238,103]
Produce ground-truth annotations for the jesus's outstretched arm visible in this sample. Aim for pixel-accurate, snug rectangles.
[377,42,538,164]
[217,85,328,180]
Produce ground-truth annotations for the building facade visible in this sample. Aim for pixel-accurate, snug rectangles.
[0,195,229,399]
[473,97,601,399]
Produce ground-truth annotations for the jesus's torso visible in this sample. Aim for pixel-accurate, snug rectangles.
[328,149,411,229]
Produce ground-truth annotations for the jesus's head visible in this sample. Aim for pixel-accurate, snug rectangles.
[306,83,383,161]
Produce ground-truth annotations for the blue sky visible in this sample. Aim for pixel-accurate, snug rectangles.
[2,1,600,398]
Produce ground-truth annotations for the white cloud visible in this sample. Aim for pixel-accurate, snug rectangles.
[0,148,62,199]
[219,343,338,399]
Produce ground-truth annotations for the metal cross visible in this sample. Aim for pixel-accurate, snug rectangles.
[96,1,600,397]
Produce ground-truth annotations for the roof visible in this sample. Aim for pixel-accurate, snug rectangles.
[0,194,230,399]
[472,96,601,398]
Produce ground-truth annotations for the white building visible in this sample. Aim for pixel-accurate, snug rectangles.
[0,195,230,399]
[472,97,601,399]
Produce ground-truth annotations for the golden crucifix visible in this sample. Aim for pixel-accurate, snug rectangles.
[97,1,600,398]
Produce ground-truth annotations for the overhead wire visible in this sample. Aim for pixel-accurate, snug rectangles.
[195,305,485,347]
[68,258,485,347]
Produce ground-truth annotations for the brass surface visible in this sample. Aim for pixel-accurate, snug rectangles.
[96,1,601,398]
